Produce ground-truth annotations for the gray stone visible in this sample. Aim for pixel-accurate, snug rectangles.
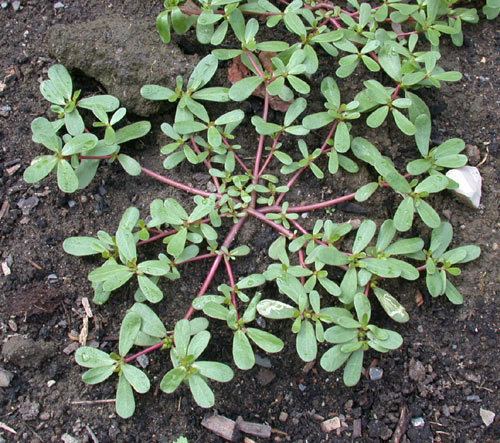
[411,417,425,427]
[255,353,272,368]
[17,196,39,215]
[0,105,11,117]
[47,16,198,116]
[1,336,56,368]
[369,367,383,381]
[0,368,14,387]
[136,354,149,368]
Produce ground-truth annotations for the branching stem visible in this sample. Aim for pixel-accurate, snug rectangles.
[184,216,248,320]
[141,167,217,198]
[275,121,338,206]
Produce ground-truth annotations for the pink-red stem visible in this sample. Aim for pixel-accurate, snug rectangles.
[224,257,239,316]
[259,191,356,214]
[141,167,216,198]
[183,216,247,320]
[275,121,338,206]
[191,137,221,193]
[246,208,294,238]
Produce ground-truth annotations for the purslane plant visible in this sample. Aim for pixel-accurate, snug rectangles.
[23,0,488,418]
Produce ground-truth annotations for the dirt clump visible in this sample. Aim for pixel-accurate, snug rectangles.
[1,335,56,368]
[47,16,199,116]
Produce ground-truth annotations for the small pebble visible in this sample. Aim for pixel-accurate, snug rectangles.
[47,273,58,283]
[255,316,266,328]
[466,394,481,402]
[279,412,288,422]
[0,368,14,387]
[320,417,341,433]
[12,0,21,11]
[47,380,56,387]
[298,383,306,392]
[411,417,425,427]
[480,408,495,427]
[67,199,77,208]
[136,354,149,368]
[53,1,64,8]
[255,353,272,368]
[0,105,11,117]
[369,367,383,381]
[17,196,39,215]
[39,412,51,420]
[8,319,18,331]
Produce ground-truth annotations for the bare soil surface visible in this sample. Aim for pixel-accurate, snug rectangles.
[0,1,498,442]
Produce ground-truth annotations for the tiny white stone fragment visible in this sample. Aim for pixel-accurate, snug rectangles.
[480,408,495,427]
[446,166,482,209]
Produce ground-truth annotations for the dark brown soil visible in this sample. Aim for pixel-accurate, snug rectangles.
[0,1,499,442]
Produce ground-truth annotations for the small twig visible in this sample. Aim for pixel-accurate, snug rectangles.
[70,399,115,406]
[26,258,43,270]
[392,405,409,443]
[0,199,10,220]
[477,145,489,168]
[0,421,16,435]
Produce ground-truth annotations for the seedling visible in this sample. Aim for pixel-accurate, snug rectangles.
[24,0,488,418]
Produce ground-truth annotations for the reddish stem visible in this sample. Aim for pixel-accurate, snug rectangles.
[124,341,164,363]
[260,191,356,214]
[397,30,419,37]
[223,138,251,173]
[246,208,294,238]
[80,155,113,160]
[290,219,327,246]
[224,257,239,317]
[246,52,266,79]
[391,84,402,100]
[138,229,177,246]
[329,17,344,29]
[258,135,281,178]
[298,249,307,284]
[191,137,221,193]
[178,253,217,266]
[364,283,371,297]
[310,2,335,10]
[141,167,216,198]
[183,216,247,320]
[251,91,270,206]
[275,121,337,206]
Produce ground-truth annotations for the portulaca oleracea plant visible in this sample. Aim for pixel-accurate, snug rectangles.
[23,0,491,418]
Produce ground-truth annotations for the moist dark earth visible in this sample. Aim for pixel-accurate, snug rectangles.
[0,1,499,442]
